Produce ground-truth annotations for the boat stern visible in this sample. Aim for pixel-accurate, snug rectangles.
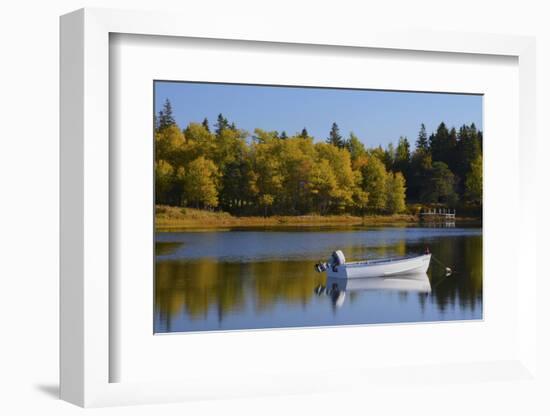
[327,264,348,279]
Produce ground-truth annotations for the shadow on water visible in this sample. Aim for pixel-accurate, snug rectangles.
[154,226,482,333]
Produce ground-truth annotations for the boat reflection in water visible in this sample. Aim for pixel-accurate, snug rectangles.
[315,273,431,308]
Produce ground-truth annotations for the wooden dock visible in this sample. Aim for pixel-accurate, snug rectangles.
[419,208,456,221]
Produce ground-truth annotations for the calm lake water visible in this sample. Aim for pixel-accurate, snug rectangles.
[154,225,482,333]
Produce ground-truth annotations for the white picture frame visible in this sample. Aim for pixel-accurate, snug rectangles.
[60,7,537,407]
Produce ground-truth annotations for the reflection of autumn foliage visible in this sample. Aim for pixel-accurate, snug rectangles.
[250,262,325,311]
[155,260,325,324]
[155,260,247,323]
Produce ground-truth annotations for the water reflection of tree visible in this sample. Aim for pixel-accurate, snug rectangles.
[250,262,325,311]
[420,236,482,314]
[155,260,325,326]
[155,260,248,328]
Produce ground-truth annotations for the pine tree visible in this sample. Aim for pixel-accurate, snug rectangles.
[430,122,450,163]
[300,128,309,138]
[215,113,230,136]
[280,131,288,140]
[424,161,458,205]
[158,99,175,130]
[416,123,429,152]
[202,117,210,132]
[447,127,458,171]
[326,122,344,148]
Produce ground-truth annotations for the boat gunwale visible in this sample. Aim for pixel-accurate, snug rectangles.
[342,253,430,268]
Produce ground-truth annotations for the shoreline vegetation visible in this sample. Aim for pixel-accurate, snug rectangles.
[155,205,479,231]
[154,99,482,221]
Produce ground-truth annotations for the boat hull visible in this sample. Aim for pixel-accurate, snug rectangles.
[327,254,431,279]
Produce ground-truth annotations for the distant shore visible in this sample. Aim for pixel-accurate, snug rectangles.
[155,205,479,231]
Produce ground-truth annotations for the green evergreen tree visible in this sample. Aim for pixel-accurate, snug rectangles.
[326,122,344,148]
[300,128,309,138]
[416,123,429,151]
[158,99,176,130]
[202,117,210,132]
[394,136,411,173]
[447,127,458,171]
[215,113,230,136]
[408,150,432,202]
[424,161,458,205]
[429,122,450,163]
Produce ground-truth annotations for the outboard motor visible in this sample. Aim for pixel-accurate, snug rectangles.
[331,250,346,267]
[314,250,346,273]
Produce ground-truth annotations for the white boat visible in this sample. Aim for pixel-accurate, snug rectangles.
[315,250,431,279]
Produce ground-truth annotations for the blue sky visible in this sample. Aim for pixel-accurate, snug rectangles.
[155,81,482,149]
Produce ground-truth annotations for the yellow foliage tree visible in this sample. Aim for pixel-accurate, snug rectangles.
[386,172,407,214]
[184,157,220,208]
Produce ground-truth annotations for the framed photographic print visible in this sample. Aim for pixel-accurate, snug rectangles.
[60,8,538,407]
[152,81,483,334]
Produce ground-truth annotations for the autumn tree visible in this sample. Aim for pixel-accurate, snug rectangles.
[249,138,284,212]
[184,157,220,208]
[183,122,216,161]
[155,124,186,169]
[316,143,356,211]
[155,160,174,204]
[344,132,366,164]
[309,159,338,214]
[386,172,407,214]
[154,100,482,216]
[360,155,388,212]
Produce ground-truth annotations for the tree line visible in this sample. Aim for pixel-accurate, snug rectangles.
[155,99,482,216]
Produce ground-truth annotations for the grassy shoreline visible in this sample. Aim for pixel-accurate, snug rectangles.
[155,205,479,231]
